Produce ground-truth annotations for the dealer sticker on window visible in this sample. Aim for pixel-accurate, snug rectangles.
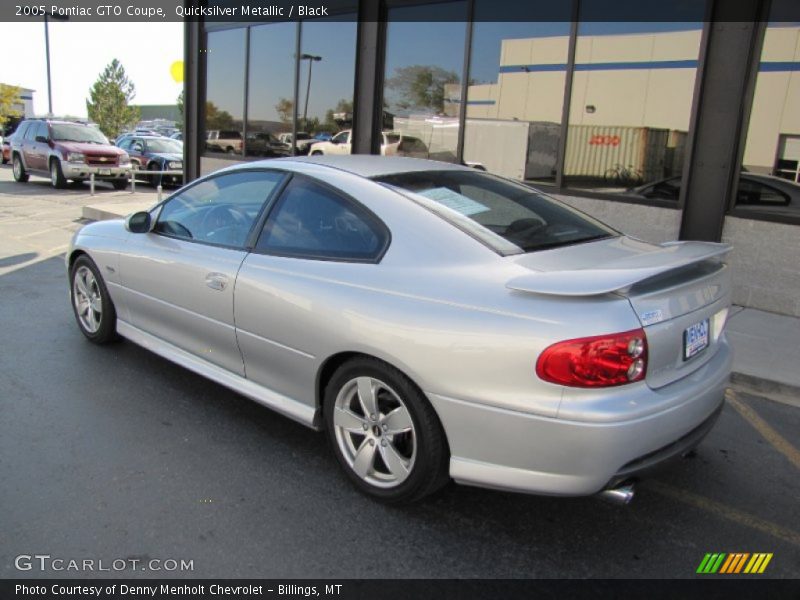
[684,318,710,360]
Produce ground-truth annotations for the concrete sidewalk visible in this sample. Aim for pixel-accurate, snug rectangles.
[84,198,800,401]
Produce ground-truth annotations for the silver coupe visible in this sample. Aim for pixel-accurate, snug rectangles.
[67,156,732,503]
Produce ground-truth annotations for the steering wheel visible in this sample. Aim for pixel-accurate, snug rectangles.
[200,204,250,243]
[505,217,547,241]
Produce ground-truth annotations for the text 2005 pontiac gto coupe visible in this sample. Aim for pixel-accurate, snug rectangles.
[67,156,732,503]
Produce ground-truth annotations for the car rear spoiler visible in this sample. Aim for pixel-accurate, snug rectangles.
[506,241,732,297]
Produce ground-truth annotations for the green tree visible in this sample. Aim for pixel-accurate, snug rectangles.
[205,102,234,130]
[176,90,184,130]
[275,98,294,125]
[86,59,140,139]
[0,84,23,131]
[385,65,459,114]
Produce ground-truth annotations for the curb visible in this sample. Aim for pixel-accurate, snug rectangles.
[731,372,800,409]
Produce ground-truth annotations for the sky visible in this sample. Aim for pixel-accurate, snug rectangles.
[2,22,184,118]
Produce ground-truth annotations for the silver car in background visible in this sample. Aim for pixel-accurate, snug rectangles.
[67,156,732,503]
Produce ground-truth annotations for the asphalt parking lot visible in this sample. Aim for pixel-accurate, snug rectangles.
[1,255,799,579]
[1,165,799,580]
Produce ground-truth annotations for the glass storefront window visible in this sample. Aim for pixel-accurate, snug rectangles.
[299,17,357,156]
[246,23,296,158]
[464,7,571,183]
[205,28,246,157]
[383,1,468,163]
[562,1,705,201]
[739,2,800,218]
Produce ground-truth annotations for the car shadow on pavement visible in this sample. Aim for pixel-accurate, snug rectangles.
[2,256,798,579]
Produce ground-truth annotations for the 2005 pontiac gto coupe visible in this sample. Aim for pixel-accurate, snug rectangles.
[67,156,732,503]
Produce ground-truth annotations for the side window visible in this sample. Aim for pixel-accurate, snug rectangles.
[15,123,29,141]
[154,170,285,248]
[118,139,132,151]
[24,123,39,141]
[256,177,387,261]
[735,180,790,207]
[36,123,49,140]
[332,131,349,144]
[131,139,144,153]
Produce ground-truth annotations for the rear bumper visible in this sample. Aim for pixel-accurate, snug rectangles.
[428,339,732,496]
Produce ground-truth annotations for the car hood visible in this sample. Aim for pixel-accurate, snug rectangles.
[506,236,731,296]
[55,141,124,155]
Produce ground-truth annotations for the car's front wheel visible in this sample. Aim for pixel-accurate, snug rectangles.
[324,358,449,503]
[50,158,67,188]
[12,154,29,182]
[70,255,118,343]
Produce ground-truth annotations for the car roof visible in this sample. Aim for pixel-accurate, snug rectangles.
[263,155,470,178]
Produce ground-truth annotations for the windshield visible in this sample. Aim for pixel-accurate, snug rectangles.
[375,170,617,254]
[51,123,109,144]
[146,138,183,154]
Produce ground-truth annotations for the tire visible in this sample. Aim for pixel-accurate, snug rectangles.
[12,154,29,182]
[2,155,8,165]
[147,162,162,187]
[112,179,129,191]
[69,255,119,344]
[50,158,67,189]
[323,357,450,503]
[311,150,323,156]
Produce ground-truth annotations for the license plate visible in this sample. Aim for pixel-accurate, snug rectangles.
[98,169,111,176]
[683,318,709,360]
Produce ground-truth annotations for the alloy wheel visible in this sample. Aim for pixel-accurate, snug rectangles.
[332,376,417,488]
[72,265,103,333]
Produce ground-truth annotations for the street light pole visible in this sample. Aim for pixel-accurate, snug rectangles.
[300,54,322,129]
[44,13,52,116]
[43,11,68,117]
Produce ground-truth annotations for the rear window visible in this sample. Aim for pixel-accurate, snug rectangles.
[375,170,616,254]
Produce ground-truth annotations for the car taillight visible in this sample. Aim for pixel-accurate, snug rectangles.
[536,328,648,388]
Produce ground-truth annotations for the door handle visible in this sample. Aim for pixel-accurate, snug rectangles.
[205,272,228,291]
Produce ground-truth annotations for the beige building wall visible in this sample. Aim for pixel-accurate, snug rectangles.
[742,26,800,173]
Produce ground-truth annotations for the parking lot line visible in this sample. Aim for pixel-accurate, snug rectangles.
[649,481,800,547]
[726,389,800,471]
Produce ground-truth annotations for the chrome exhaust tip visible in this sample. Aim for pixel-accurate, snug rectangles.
[598,482,635,505]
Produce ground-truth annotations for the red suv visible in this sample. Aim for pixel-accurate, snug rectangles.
[11,119,131,189]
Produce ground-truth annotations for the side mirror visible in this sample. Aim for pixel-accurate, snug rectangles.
[125,211,152,233]
[36,135,50,143]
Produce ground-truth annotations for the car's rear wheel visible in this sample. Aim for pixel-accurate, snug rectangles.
[12,154,28,182]
[70,255,118,344]
[112,179,129,190]
[50,158,67,188]
[324,358,449,503]
[311,150,323,156]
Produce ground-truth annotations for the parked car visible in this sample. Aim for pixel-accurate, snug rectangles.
[276,132,317,155]
[11,119,131,189]
[245,132,291,157]
[309,130,402,156]
[2,133,14,164]
[627,173,800,217]
[67,155,732,504]
[206,130,243,154]
[117,135,183,186]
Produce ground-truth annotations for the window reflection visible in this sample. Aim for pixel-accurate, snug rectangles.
[740,4,800,217]
[464,7,571,183]
[383,2,467,163]
[563,1,705,200]
[205,29,246,157]
[299,17,357,156]
[246,22,296,158]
